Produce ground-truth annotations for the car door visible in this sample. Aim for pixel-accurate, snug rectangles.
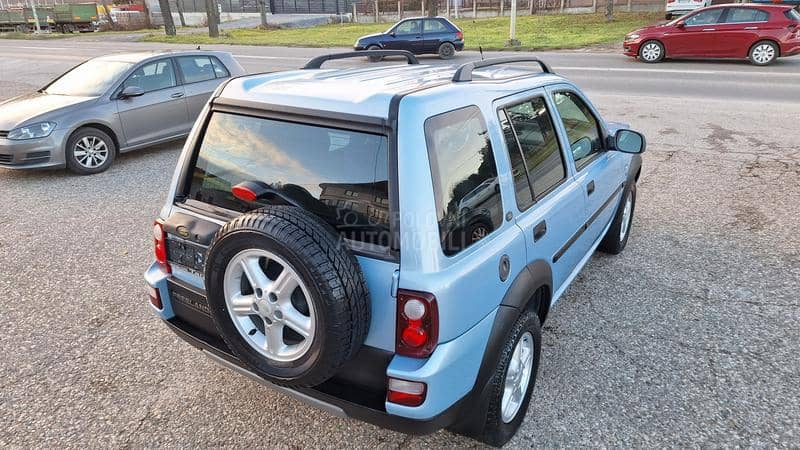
[175,55,230,128]
[115,58,189,148]
[667,7,727,56]
[549,88,627,254]
[422,18,450,53]
[494,91,587,292]
[716,7,771,57]
[384,19,423,53]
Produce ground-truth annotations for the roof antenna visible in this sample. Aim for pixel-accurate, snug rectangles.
[197,46,201,50]
[479,46,484,61]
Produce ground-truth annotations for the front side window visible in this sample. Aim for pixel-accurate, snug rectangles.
[425,106,502,255]
[177,56,217,83]
[188,112,391,248]
[552,91,603,170]
[724,8,769,23]
[684,9,724,26]
[394,20,421,35]
[502,97,566,202]
[122,59,177,93]
[424,19,448,33]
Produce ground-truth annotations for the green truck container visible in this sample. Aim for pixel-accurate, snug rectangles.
[54,3,98,32]
[24,5,55,29]
[0,8,27,31]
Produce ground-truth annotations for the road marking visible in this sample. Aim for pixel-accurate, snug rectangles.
[233,54,307,61]
[554,65,799,77]
[15,46,73,51]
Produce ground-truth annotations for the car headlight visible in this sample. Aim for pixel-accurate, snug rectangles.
[7,121,56,140]
[355,39,361,47]
[625,33,640,41]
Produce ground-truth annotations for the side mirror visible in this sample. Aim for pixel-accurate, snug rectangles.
[614,129,646,154]
[118,85,144,99]
[389,31,396,37]
[676,21,685,29]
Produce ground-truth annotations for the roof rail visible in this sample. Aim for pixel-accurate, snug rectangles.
[452,57,554,82]
[303,50,419,69]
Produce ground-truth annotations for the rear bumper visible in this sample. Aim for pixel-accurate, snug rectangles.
[781,39,800,57]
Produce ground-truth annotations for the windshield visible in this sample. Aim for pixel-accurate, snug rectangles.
[44,60,133,97]
[187,112,392,249]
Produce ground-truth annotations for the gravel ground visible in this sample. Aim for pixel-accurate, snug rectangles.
[0,54,798,448]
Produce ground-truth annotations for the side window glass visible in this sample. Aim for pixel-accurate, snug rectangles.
[425,106,503,255]
[499,109,534,210]
[395,20,421,35]
[725,8,768,23]
[504,98,566,199]
[177,56,216,84]
[210,56,230,78]
[552,91,603,170]
[122,59,177,93]
[424,19,447,32]
[684,9,724,26]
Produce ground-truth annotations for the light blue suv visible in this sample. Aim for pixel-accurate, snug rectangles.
[145,51,645,447]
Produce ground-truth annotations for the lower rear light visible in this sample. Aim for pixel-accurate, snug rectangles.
[396,290,438,358]
[148,285,163,310]
[153,220,171,273]
[456,31,464,40]
[387,378,426,407]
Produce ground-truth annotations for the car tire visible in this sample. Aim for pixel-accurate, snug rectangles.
[475,310,542,448]
[204,206,371,388]
[598,182,636,255]
[438,42,456,60]
[638,40,665,63]
[748,40,778,66]
[366,45,383,62]
[65,127,116,175]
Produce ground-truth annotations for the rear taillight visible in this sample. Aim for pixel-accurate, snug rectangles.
[387,377,426,407]
[153,220,171,273]
[148,285,163,310]
[396,289,438,358]
[667,0,676,4]
[456,31,464,40]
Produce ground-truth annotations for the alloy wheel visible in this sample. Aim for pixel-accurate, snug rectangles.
[751,44,775,65]
[619,192,633,242]
[501,331,534,423]
[640,42,662,62]
[73,136,109,169]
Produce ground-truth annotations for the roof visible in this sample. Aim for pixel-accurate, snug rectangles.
[218,62,567,120]
[94,50,227,64]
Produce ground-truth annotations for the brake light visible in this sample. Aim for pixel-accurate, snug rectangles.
[396,290,438,358]
[153,220,171,273]
[667,0,675,3]
[387,377,426,407]
[456,31,463,40]
[232,184,258,202]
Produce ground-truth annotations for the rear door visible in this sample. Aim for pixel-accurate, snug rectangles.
[668,8,727,56]
[717,7,772,57]
[422,18,451,53]
[549,88,626,252]
[115,58,189,147]
[384,19,423,53]
[175,55,231,127]
[495,90,587,292]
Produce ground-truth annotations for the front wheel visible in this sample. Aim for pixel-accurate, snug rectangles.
[65,127,116,175]
[749,41,778,66]
[639,40,665,63]
[366,45,383,62]
[438,42,456,60]
[598,183,636,254]
[476,310,541,447]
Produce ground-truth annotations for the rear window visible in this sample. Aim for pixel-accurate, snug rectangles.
[787,9,800,22]
[187,112,391,249]
[425,106,503,256]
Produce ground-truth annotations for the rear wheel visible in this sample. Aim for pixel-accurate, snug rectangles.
[639,40,665,63]
[438,42,456,60]
[366,45,383,62]
[65,127,116,175]
[749,41,778,66]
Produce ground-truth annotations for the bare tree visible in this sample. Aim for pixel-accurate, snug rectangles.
[425,0,438,17]
[101,0,116,30]
[205,0,219,37]
[175,0,186,27]
[159,0,176,35]
[258,0,268,28]
[605,0,613,21]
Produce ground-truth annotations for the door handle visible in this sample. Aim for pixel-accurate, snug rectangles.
[702,28,716,31]
[587,180,595,196]
[533,220,547,242]
[744,27,758,30]
[170,92,184,98]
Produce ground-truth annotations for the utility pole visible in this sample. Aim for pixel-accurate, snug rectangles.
[28,0,42,33]
[205,0,219,36]
[257,0,267,28]
[159,0,176,34]
[507,0,519,46]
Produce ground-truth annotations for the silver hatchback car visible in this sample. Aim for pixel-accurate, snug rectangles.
[0,50,245,174]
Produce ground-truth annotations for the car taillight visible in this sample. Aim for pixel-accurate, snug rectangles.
[456,31,464,40]
[667,0,675,3]
[387,377,426,407]
[396,289,438,358]
[153,220,171,273]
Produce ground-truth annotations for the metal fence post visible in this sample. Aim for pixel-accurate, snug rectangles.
[473,0,476,17]
[499,0,503,16]
[353,1,357,22]
[397,0,401,19]
[374,0,378,22]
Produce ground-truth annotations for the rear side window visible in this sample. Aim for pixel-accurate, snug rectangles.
[424,19,448,32]
[786,9,800,22]
[425,106,503,256]
[725,8,769,23]
[210,57,230,78]
[188,112,391,249]
[177,56,216,83]
[501,97,566,204]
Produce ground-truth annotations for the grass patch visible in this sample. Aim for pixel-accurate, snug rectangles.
[140,12,661,51]
[0,31,73,40]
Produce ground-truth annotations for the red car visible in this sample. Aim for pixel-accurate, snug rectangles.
[624,4,800,65]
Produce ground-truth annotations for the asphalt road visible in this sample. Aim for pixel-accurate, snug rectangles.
[1,39,799,448]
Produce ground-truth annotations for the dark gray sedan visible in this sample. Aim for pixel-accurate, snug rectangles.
[0,50,245,174]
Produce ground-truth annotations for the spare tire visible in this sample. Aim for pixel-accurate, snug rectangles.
[204,206,370,387]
